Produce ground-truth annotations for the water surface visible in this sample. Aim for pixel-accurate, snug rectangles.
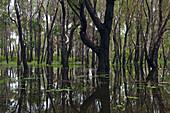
[0,64,170,113]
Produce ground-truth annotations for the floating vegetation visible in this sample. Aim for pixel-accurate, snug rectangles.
[127,96,138,99]
[117,105,123,108]
[46,88,72,92]
[151,86,157,88]
[158,84,166,87]
[146,85,157,88]
[23,77,36,80]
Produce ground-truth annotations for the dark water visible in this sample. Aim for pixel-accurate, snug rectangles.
[0,64,170,113]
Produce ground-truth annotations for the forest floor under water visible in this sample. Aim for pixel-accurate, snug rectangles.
[0,62,170,113]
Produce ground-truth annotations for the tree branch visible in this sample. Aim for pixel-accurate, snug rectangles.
[67,0,81,20]
[79,1,100,54]
[160,12,170,34]
[84,0,104,32]
[104,0,115,34]
[48,0,59,36]
[22,0,44,25]
[67,22,80,57]
[8,0,17,25]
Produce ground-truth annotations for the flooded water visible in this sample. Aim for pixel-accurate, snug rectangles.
[0,64,170,113]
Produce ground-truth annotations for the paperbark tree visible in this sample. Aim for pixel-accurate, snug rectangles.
[143,0,170,69]
[79,0,115,74]
[46,0,59,65]
[14,0,28,70]
[60,1,79,68]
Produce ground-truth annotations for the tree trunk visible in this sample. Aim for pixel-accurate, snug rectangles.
[57,36,60,61]
[78,0,115,75]
[46,0,58,65]
[85,47,89,68]
[91,0,97,68]
[1,28,3,56]
[38,7,41,64]
[4,22,8,63]
[60,0,69,68]
[81,43,84,65]
[97,33,110,74]
[29,0,33,62]
[17,43,22,65]
[14,0,28,70]
[34,31,37,58]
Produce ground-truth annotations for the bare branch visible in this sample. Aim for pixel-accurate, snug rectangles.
[104,0,115,34]
[67,22,80,57]
[22,0,44,25]
[160,12,170,34]
[67,0,81,20]
[80,1,100,54]
[8,0,17,25]
[48,1,59,37]
[84,0,104,32]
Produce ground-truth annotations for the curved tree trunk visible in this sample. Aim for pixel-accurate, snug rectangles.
[79,0,115,75]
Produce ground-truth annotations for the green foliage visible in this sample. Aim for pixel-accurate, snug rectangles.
[127,96,138,99]
[33,57,38,61]
[31,19,39,31]
[0,79,3,84]
[10,56,17,62]
[53,53,61,61]
[0,11,9,23]
[69,57,76,62]
[0,56,4,62]
[77,33,81,40]
[0,0,8,9]
[46,88,72,92]
[117,105,123,108]
[70,0,79,7]
[53,25,60,35]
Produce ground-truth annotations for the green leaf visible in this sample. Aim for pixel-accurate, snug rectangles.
[158,84,166,87]
[146,85,151,88]
[23,77,36,80]
[117,105,123,107]
[0,80,3,84]
[151,86,157,88]
[136,87,143,89]
[127,96,138,99]
[46,88,72,92]
[113,107,116,109]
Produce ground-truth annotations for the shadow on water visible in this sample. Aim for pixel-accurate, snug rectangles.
[0,65,170,113]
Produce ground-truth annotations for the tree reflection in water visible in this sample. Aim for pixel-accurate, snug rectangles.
[0,66,169,113]
[70,76,110,113]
